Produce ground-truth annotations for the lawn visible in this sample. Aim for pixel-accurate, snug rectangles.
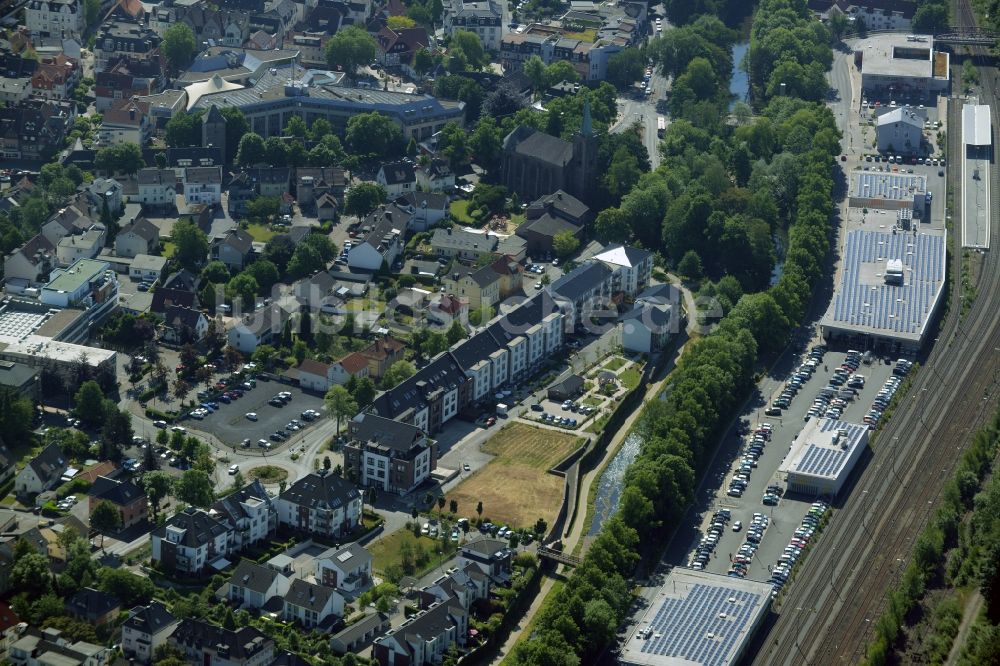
[369,526,458,580]
[582,395,604,407]
[562,28,596,41]
[246,223,276,242]
[620,368,641,391]
[449,199,474,225]
[604,356,627,371]
[447,423,584,529]
[162,241,176,258]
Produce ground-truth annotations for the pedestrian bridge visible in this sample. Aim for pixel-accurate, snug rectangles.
[537,546,583,567]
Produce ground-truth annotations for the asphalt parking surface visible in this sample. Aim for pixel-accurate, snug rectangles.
[184,383,326,447]
[687,349,898,583]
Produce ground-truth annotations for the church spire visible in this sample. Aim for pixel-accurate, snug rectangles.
[581,97,593,137]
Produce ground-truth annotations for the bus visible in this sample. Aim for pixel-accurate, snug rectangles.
[657,116,666,138]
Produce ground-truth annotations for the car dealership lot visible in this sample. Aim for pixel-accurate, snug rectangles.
[184,383,326,447]
[685,349,898,583]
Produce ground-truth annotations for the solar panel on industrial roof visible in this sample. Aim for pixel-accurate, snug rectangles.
[637,584,763,666]
[826,230,945,337]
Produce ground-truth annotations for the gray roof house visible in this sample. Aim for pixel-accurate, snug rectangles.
[282,579,345,629]
[226,559,291,610]
[115,217,160,258]
[15,443,67,497]
[122,602,177,663]
[431,228,499,260]
[210,228,255,270]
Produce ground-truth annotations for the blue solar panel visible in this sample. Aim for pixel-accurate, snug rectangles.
[827,230,945,336]
[638,583,764,665]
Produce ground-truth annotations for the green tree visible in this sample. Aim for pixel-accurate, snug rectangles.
[552,230,580,259]
[144,472,173,518]
[345,112,404,159]
[446,319,467,345]
[324,385,358,435]
[912,4,949,32]
[202,260,230,283]
[10,552,52,595]
[165,110,204,147]
[345,182,388,217]
[544,60,580,87]
[351,376,377,407]
[437,122,468,170]
[325,25,378,76]
[0,388,35,445]
[94,143,144,175]
[382,360,416,389]
[97,567,155,606]
[287,244,324,279]
[220,107,250,163]
[469,117,502,166]
[171,218,209,271]
[263,136,289,167]
[175,470,214,507]
[523,55,545,91]
[100,406,133,460]
[450,30,487,70]
[90,500,122,550]
[226,273,259,310]
[84,0,100,25]
[73,380,105,425]
[413,48,436,75]
[245,260,279,292]
[606,47,645,89]
[163,24,196,73]
[236,132,266,166]
[677,250,703,280]
[283,115,308,139]
[264,235,296,273]
[309,118,333,142]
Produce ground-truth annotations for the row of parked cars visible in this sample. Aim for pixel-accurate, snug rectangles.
[728,423,772,497]
[857,358,910,429]
[690,508,731,571]
[730,513,770,578]
[769,501,829,594]
[805,349,866,422]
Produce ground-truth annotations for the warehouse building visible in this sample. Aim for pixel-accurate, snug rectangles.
[779,418,869,497]
[857,34,949,98]
[819,228,946,351]
[620,569,772,666]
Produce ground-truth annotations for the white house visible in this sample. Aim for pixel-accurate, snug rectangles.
[122,602,177,664]
[150,507,233,576]
[274,472,362,539]
[56,228,104,266]
[620,283,680,354]
[395,191,449,232]
[347,206,406,271]
[183,166,223,206]
[876,107,924,155]
[4,234,56,285]
[592,244,653,297]
[296,358,335,392]
[87,178,123,218]
[14,443,67,497]
[373,600,468,666]
[161,305,209,344]
[442,0,502,51]
[211,479,277,550]
[129,253,168,283]
[228,305,289,354]
[414,161,455,193]
[375,161,416,198]
[115,217,159,259]
[26,0,84,39]
[315,543,373,595]
[137,169,177,209]
[227,559,291,610]
[283,580,345,628]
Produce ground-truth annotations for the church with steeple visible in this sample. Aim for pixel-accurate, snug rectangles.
[500,99,598,205]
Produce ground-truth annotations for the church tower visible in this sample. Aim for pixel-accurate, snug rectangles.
[571,98,598,202]
[202,104,228,159]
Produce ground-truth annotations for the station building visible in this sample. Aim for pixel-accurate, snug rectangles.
[779,418,869,497]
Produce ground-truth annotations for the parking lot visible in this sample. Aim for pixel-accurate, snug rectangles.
[684,348,898,583]
[183,382,326,448]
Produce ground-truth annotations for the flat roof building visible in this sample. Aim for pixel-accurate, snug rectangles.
[962,103,992,249]
[857,33,949,97]
[620,569,772,666]
[820,229,945,350]
[848,171,927,213]
[778,418,869,497]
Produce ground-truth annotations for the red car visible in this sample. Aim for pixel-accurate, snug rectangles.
[486,416,497,426]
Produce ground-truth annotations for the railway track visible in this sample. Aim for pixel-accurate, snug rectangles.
[749,3,1000,664]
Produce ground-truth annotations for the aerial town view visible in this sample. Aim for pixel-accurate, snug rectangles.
[0,0,997,663]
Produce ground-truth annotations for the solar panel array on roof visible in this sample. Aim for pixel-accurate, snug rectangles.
[790,420,867,478]
[854,172,926,200]
[828,231,945,337]
[638,584,762,666]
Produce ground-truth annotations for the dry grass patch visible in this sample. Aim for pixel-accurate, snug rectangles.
[447,423,583,529]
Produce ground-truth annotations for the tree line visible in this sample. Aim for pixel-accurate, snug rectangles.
[507,1,839,663]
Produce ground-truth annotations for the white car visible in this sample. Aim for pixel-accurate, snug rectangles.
[228,464,239,475]
[171,426,186,433]
[245,412,258,421]
[153,420,167,428]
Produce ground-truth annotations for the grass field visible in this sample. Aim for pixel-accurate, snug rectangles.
[246,465,288,482]
[449,199,474,224]
[620,368,641,390]
[246,223,276,242]
[604,356,627,371]
[447,423,583,529]
[369,527,457,579]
